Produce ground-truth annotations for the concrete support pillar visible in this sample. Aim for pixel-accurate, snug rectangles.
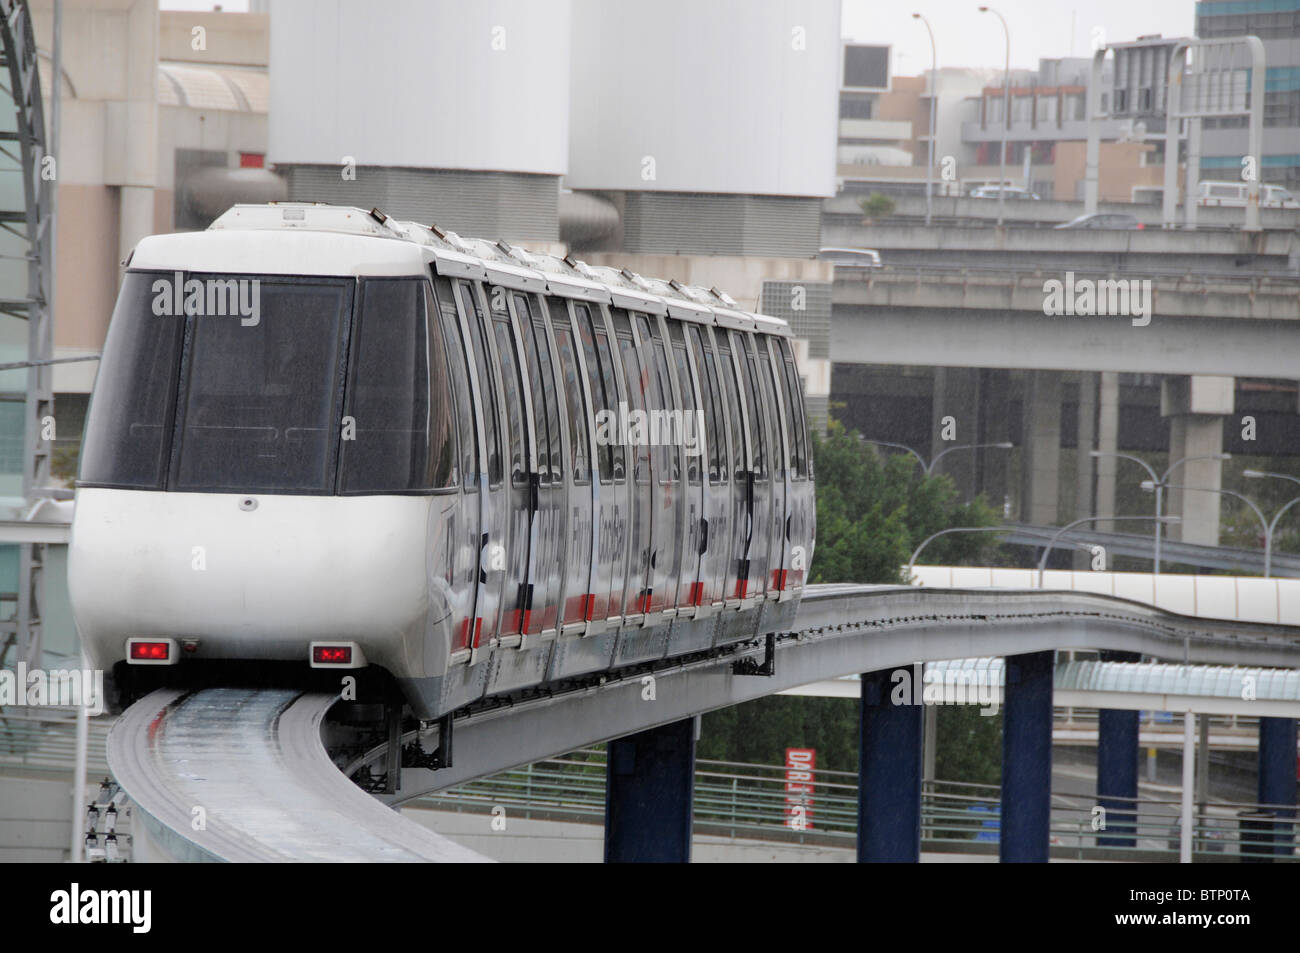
[1095,372,1120,533]
[858,668,923,862]
[604,718,695,863]
[979,369,1011,514]
[1020,371,1062,526]
[1073,373,1098,568]
[1096,649,1139,848]
[1001,651,1054,863]
[1257,717,1298,859]
[1161,376,1232,546]
[931,368,981,501]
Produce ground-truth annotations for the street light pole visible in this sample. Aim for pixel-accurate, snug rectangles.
[1036,515,1180,588]
[1091,450,1230,576]
[907,525,1009,580]
[979,6,1010,227]
[1147,482,1271,576]
[913,13,937,227]
[865,438,1013,477]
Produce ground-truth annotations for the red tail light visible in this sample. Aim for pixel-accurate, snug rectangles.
[130,641,170,661]
[312,645,352,665]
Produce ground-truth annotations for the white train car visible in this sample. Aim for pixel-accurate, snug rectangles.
[68,204,816,719]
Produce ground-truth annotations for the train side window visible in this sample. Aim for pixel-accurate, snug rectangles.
[573,303,616,484]
[458,282,503,488]
[715,333,747,482]
[688,325,725,485]
[759,336,791,478]
[668,323,702,486]
[513,293,553,484]
[492,317,527,486]
[433,277,477,488]
[636,314,678,484]
[340,278,451,493]
[734,332,767,482]
[594,321,626,482]
[613,309,650,485]
[551,314,591,485]
[777,338,809,480]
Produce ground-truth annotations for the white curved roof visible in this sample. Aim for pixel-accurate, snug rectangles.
[136,203,793,336]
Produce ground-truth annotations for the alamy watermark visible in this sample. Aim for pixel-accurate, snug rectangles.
[0,662,104,714]
[1042,272,1151,327]
[891,662,999,716]
[151,271,260,326]
[595,402,705,457]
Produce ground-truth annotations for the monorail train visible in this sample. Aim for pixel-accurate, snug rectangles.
[67,203,815,720]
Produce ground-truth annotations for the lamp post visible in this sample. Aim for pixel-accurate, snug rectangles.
[1143,481,1275,575]
[907,525,1009,581]
[978,5,1010,227]
[913,13,938,227]
[1090,450,1230,576]
[866,438,1014,477]
[1036,515,1180,588]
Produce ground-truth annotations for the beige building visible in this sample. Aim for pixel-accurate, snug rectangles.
[31,1,274,404]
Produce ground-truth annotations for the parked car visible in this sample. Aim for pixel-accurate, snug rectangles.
[1196,180,1300,209]
[969,185,1041,201]
[1055,212,1143,230]
[818,246,882,268]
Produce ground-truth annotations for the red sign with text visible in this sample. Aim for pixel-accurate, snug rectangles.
[785,747,816,831]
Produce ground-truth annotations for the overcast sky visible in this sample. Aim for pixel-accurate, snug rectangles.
[162,0,1199,76]
[846,0,1196,74]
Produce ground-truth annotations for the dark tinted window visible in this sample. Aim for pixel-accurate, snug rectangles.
[552,322,590,484]
[594,323,626,482]
[173,276,350,492]
[778,339,809,480]
[716,335,746,481]
[735,333,768,482]
[79,271,183,489]
[434,278,477,487]
[613,310,650,484]
[690,325,726,485]
[669,324,702,485]
[460,283,503,487]
[517,294,560,484]
[340,279,455,493]
[492,318,527,486]
[574,304,615,483]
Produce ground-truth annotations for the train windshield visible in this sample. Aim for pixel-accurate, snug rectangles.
[80,271,452,495]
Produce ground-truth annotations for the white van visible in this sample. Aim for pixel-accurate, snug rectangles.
[1196,180,1300,209]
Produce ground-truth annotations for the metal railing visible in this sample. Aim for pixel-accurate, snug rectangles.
[416,750,1298,861]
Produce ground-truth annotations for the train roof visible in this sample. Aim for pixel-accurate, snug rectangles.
[130,202,792,337]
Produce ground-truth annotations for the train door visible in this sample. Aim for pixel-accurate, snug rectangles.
[731,330,771,604]
[666,319,705,612]
[686,324,730,611]
[573,302,628,625]
[749,332,788,601]
[430,276,481,656]
[634,313,681,616]
[716,330,757,606]
[774,336,813,594]
[610,308,653,619]
[547,298,597,633]
[451,280,508,656]
[514,292,565,637]
[485,284,534,641]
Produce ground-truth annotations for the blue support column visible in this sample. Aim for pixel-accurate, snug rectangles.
[1096,649,1140,848]
[1257,717,1298,859]
[604,718,695,863]
[1001,650,1054,862]
[858,667,923,862]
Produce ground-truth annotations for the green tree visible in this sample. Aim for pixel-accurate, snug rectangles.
[859,192,896,221]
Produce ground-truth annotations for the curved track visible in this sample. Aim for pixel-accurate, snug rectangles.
[107,687,488,862]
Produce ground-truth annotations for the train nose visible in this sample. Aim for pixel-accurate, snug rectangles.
[69,488,432,664]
